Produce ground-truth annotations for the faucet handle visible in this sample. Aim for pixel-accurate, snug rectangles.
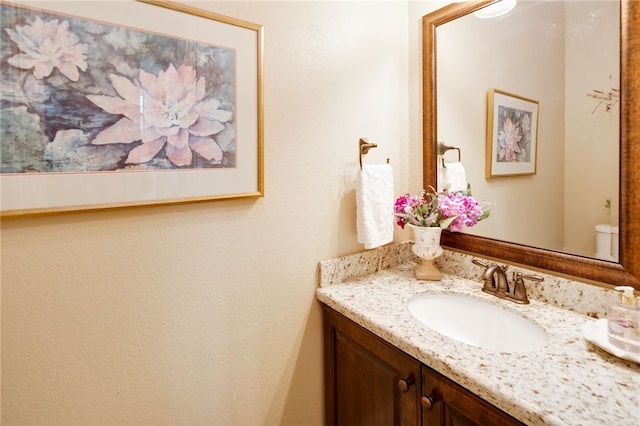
[511,272,544,304]
[520,273,544,283]
[471,259,508,271]
[471,258,490,268]
[514,272,544,283]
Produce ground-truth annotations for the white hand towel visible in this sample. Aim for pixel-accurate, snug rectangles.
[356,164,394,249]
[437,161,467,192]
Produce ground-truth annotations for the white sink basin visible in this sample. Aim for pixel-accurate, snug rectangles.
[407,293,549,353]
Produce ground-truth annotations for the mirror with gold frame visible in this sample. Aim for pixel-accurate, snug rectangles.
[422,0,639,289]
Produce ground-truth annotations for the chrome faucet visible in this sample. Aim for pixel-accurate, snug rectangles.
[472,259,543,304]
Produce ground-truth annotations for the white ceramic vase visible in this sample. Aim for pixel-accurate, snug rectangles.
[409,224,443,281]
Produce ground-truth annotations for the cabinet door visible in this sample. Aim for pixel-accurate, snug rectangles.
[323,305,421,426]
[421,365,524,426]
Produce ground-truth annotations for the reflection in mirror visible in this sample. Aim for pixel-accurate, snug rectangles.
[422,0,640,289]
[437,1,619,261]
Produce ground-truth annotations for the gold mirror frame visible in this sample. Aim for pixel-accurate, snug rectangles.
[422,0,640,290]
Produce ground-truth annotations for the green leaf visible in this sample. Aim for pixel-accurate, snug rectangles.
[438,216,457,230]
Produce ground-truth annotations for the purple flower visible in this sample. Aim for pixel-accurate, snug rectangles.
[438,192,484,232]
[394,194,419,229]
[393,187,490,232]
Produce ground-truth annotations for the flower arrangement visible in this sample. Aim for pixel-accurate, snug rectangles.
[393,187,490,232]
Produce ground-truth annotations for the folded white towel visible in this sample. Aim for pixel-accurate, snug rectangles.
[357,164,394,249]
[437,161,467,192]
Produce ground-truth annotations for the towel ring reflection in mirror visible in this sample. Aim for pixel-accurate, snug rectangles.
[438,142,461,168]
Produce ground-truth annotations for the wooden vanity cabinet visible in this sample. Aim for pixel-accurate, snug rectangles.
[322,305,525,426]
[323,305,421,426]
[421,365,524,426]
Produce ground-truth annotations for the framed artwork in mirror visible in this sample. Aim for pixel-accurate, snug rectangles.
[0,0,264,218]
[486,89,539,178]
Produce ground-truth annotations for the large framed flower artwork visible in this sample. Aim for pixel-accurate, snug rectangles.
[485,89,539,178]
[0,0,263,217]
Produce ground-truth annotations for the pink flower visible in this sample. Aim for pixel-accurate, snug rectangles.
[437,192,484,232]
[394,193,423,228]
[87,64,233,167]
[497,117,522,162]
[394,188,490,232]
[5,16,88,82]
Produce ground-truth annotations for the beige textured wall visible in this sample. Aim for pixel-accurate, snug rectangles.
[563,0,620,258]
[0,1,438,424]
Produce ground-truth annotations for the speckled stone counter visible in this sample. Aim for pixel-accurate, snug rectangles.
[316,243,640,426]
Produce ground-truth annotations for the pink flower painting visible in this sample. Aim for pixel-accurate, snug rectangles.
[87,64,233,167]
[497,117,522,162]
[1,2,237,173]
[496,105,533,163]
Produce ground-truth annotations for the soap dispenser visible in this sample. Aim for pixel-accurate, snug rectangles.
[607,286,640,353]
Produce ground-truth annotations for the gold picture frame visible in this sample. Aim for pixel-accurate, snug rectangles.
[486,89,539,178]
[1,0,264,218]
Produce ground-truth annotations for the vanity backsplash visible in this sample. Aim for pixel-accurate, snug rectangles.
[318,241,617,319]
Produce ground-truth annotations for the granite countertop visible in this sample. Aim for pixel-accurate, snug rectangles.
[316,261,640,426]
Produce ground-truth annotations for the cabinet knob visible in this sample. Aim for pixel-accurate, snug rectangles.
[421,394,438,411]
[397,377,414,393]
